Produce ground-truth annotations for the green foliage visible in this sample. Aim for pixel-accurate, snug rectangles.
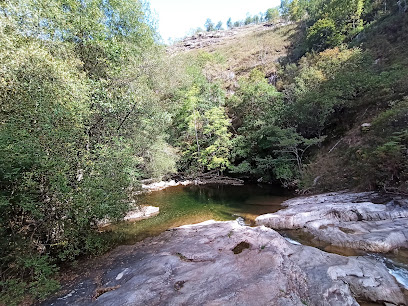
[358,98,408,192]
[245,15,253,25]
[281,47,378,137]
[227,17,233,28]
[206,12,265,30]
[199,107,232,171]
[215,21,223,30]
[288,0,307,21]
[306,18,344,51]
[284,13,408,192]
[266,7,280,22]
[205,18,215,31]
[280,0,291,20]
[1,0,407,302]
[0,255,59,305]
[285,0,382,52]
[0,0,182,302]
[226,69,323,184]
[171,71,232,173]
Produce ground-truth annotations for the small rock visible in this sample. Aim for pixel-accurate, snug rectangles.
[361,122,371,132]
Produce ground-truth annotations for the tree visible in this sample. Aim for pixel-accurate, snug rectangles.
[288,0,306,21]
[252,15,258,24]
[199,107,232,172]
[245,15,253,25]
[215,21,223,30]
[0,0,181,302]
[265,7,280,22]
[306,18,344,51]
[205,18,215,31]
[172,80,232,173]
[280,0,291,20]
[227,17,233,28]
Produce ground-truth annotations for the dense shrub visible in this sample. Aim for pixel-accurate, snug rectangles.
[0,1,181,303]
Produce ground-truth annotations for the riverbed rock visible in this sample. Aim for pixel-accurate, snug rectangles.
[98,205,160,228]
[46,220,405,306]
[123,206,160,222]
[142,180,192,192]
[256,191,408,253]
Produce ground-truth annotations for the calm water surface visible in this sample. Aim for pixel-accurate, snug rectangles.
[106,184,408,291]
[109,184,291,244]
[104,184,408,291]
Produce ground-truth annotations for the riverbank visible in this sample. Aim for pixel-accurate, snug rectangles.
[141,175,245,193]
[256,191,408,253]
[45,220,406,305]
[43,188,408,305]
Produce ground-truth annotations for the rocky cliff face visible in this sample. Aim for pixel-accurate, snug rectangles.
[47,220,406,306]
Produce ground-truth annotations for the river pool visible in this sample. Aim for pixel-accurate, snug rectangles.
[108,183,291,245]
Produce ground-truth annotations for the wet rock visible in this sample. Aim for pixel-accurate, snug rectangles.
[46,220,405,306]
[256,191,408,253]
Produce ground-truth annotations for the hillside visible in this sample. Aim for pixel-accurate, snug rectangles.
[169,12,408,193]
[170,22,297,86]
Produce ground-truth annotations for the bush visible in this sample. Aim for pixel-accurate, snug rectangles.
[0,0,180,302]
[307,18,345,52]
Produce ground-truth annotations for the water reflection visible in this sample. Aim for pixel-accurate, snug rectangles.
[180,184,291,225]
[108,184,290,245]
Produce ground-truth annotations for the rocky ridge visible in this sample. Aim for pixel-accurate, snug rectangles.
[168,22,291,54]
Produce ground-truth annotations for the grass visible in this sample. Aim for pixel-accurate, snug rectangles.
[177,24,297,84]
[208,25,296,76]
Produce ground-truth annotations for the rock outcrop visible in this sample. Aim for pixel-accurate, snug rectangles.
[123,206,160,222]
[98,206,160,228]
[47,220,406,306]
[168,22,292,54]
[142,180,192,192]
[256,191,408,253]
[141,176,244,192]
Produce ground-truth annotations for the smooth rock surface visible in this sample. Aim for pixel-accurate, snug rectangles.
[98,205,160,228]
[123,206,160,222]
[256,191,408,253]
[46,221,406,306]
[142,180,192,192]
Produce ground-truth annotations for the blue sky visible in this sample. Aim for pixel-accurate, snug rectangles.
[148,0,280,42]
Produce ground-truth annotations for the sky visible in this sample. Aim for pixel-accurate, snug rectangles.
[148,0,280,43]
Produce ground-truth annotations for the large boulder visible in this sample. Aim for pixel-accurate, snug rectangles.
[256,191,408,253]
[46,220,405,306]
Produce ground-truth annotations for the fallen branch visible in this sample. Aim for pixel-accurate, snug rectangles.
[328,139,342,154]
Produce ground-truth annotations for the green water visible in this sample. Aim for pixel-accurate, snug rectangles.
[107,184,291,245]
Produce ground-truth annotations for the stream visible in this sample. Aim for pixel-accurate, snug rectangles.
[107,184,408,291]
